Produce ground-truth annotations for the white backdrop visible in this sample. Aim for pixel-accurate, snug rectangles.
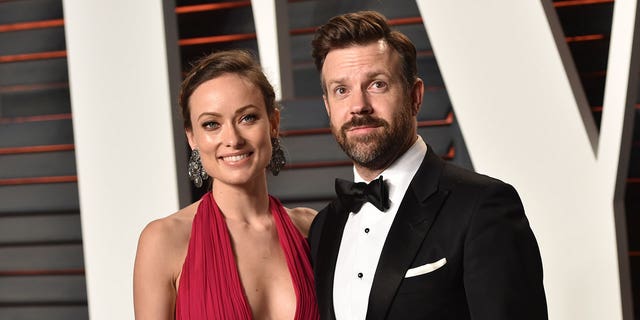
[417,0,637,319]
[62,1,181,319]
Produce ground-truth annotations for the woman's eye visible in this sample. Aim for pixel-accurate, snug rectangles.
[202,121,219,130]
[240,114,257,123]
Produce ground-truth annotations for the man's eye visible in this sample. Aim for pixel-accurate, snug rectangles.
[371,81,387,89]
[335,87,347,95]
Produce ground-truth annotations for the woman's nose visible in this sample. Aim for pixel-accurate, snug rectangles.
[221,124,245,147]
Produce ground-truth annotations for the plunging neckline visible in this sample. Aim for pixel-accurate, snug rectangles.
[175,192,319,319]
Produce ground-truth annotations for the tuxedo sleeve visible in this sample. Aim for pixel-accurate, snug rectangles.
[463,182,548,320]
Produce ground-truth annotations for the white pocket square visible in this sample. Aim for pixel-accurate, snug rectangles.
[405,258,447,278]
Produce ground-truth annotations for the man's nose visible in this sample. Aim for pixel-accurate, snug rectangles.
[349,89,373,115]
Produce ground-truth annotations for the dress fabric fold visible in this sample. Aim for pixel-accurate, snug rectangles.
[175,192,319,319]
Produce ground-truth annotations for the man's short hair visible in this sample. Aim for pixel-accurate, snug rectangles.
[311,10,418,92]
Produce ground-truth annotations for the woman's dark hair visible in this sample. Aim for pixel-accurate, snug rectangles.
[179,50,278,129]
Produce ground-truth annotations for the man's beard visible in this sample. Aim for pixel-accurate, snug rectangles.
[332,106,414,170]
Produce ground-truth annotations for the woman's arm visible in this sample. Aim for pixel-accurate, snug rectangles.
[133,219,178,319]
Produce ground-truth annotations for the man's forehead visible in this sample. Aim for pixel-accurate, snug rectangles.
[321,42,400,81]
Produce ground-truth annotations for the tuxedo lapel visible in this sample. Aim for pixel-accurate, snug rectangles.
[315,200,350,320]
[366,148,450,320]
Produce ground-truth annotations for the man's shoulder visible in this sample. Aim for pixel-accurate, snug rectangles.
[310,200,338,232]
[307,199,339,263]
[438,161,513,192]
[318,199,339,214]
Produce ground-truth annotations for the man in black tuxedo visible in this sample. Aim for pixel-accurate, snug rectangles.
[308,11,547,319]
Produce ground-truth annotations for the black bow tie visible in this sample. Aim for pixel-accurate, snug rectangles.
[335,176,390,213]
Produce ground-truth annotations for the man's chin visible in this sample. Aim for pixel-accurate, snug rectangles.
[346,132,383,144]
[345,146,381,165]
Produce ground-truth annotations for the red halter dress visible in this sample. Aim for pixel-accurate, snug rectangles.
[175,192,319,319]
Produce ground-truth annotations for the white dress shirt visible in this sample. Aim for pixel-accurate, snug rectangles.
[333,136,427,319]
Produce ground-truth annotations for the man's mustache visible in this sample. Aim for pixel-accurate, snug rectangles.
[341,115,388,132]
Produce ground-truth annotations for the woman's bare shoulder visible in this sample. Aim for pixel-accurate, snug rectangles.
[285,206,318,238]
[139,202,199,245]
[135,201,201,273]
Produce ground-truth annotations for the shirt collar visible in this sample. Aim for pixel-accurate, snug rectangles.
[353,136,427,203]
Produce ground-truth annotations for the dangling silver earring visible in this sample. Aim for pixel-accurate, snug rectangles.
[188,149,209,187]
[267,138,286,176]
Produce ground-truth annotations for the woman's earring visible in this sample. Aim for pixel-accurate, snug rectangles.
[267,138,286,176]
[188,149,209,187]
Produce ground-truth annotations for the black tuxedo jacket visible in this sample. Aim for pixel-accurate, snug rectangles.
[308,147,547,320]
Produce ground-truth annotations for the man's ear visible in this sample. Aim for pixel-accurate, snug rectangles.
[410,78,424,116]
[322,94,330,117]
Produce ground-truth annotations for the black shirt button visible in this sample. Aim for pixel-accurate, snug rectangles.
[357,272,363,278]
[364,228,370,233]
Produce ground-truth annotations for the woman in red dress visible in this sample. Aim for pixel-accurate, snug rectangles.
[133,50,319,320]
